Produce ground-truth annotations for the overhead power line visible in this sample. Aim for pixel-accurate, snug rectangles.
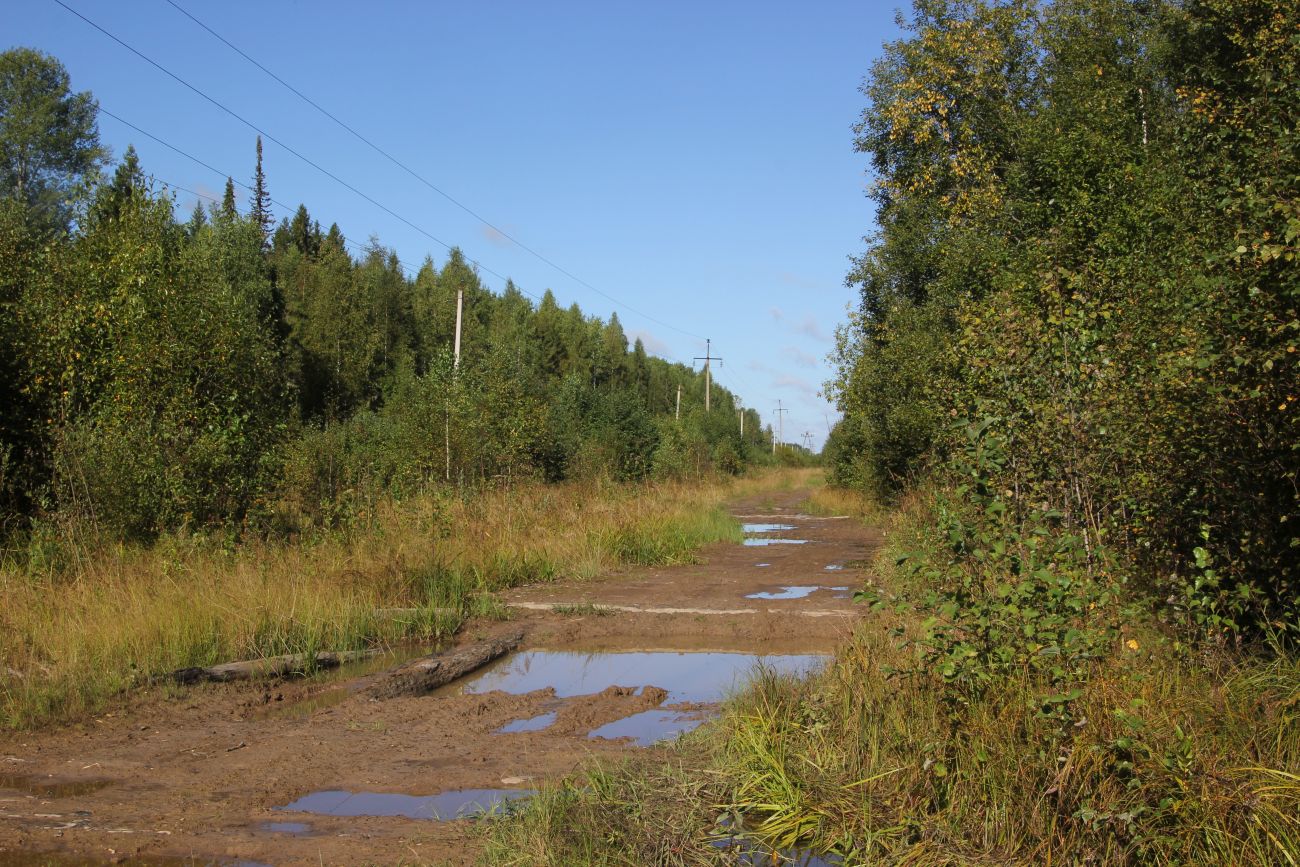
[99,107,529,292]
[53,0,705,344]
[161,0,704,343]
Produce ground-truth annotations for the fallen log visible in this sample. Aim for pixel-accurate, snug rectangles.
[170,649,378,685]
[364,629,524,700]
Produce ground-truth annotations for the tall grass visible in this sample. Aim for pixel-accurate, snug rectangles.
[482,485,1300,866]
[0,475,747,729]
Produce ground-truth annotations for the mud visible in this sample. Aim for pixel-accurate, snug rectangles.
[0,486,880,865]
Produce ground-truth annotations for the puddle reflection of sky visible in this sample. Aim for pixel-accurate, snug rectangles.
[464,651,827,704]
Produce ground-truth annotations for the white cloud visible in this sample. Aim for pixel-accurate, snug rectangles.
[794,315,828,342]
[781,346,818,368]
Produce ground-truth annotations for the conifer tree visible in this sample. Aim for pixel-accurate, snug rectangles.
[221,176,237,219]
[250,136,272,250]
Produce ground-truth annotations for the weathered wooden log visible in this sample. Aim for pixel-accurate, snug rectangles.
[363,629,524,700]
[170,649,378,685]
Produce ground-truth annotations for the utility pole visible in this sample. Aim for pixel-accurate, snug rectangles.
[772,400,788,455]
[675,384,682,421]
[738,407,744,438]
[447,287,464,482]
[453,287,464,371]
[693,339,722,412]
[802,431,814,451]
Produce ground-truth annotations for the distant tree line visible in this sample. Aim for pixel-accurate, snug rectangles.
[0,47,773,543]
[828,0,1297,637]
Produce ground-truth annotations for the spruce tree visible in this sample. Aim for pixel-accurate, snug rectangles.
[250,136,272,251]
[221,176,237,219]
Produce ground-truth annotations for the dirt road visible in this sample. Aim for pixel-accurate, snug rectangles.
[0,487,879,866]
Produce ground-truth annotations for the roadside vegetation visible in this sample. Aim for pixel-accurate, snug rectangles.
[0,475,746,729]
[486,0,1299,863]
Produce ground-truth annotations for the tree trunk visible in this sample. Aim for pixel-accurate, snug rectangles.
[363,629,524,700]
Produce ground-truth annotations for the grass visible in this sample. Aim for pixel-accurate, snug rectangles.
[0,473,753,730]
[481,483,1300,866]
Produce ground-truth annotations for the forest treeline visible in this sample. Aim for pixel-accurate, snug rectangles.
[827,0,1297,640]
[0,47,774,547]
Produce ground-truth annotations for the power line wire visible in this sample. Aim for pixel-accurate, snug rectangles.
[161,0,706,343]
[55,0,525,290]
[56,0,705,344]
[99,107,522,290]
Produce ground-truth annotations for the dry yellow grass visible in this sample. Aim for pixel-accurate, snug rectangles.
[0,472,804,729]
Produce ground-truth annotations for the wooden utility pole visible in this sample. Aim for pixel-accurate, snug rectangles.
[446,287,464,482]
[772,400,788,455]
[693,339,722,412]
[675,384,682,421]
[738,407,744,437]
[453,288,464,371]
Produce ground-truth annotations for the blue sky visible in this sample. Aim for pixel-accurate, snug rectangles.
[10,1,901,450]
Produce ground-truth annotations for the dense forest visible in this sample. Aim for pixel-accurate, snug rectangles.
[827,0,1296,641]
[0,46,774,547]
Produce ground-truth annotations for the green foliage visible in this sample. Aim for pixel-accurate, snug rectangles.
[830,0,1299,640]
[893,419,1117,731]
[0,65,762,548]
[0,47,106,229]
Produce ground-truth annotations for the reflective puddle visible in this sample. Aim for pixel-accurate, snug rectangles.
[461,650,828,704]
[755,562,772,567]
[823,564,844,571]
[588,708,705,746]
[0,773,113,799]
[496,711,558,734]
[259,820,313,836]
[277,787,533,820]
[742,538,808,547]
[255,643,437,721]
[746,586,820,600]
[745,585,853,600]
[741,523,795,534]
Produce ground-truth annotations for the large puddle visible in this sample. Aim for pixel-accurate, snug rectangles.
[741,523,795,534]
[461,650,827,705]
[277,787,533,820]
[745,586,851,600]
[473,649,827,746]
[742,538,808,547]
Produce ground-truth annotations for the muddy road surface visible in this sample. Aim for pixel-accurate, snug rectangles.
[0,487,880,866]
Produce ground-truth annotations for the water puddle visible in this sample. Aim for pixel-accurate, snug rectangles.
[0,773,113,799]
[461,650,828,705]
[277,787,533,820]
[496,711,558,734]
[588,708,705,746]
[255,643,436,720]
[259,820,313,836]
[713,818,843,866]
[755,562,771,567]
[742,538,808,547]
[823,564,844,571]
[746,586,820,600]
[741,523,795,534]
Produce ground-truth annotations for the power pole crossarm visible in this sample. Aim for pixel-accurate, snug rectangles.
[693,338,722,412]
[771,401,788,455]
